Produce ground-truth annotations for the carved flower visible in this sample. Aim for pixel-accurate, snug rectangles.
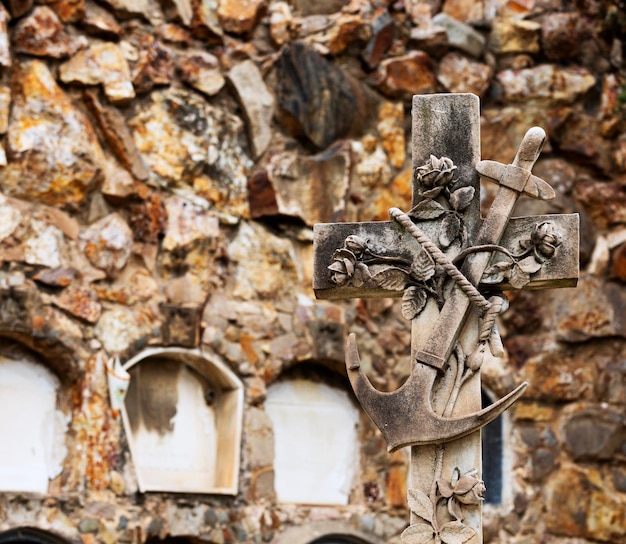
[522,221,562,262]
[415,155,457,189]
[438,468,485,521]
[327,248,371,287]
[344,235,368,257]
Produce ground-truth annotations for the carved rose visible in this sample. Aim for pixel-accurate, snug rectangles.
[415,155,457,188]
[438,467,485,521]
[327,248,371,287]
[522,221,562,261]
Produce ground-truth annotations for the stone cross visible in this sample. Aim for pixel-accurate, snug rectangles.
[313,94,579,544]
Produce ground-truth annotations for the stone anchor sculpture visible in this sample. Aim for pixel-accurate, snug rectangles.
[314,94,579,543]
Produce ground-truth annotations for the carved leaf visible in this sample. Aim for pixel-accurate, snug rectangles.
[409,199,446,220]
[447,497,464,522]
[517,255,543,274]
[351,262,372,287]
[440,521,476,544]
[407,489,434,523]
[371,267,410,290]
[402,287,428,320]
[449,186,475,211]
[401,523,437,544]
[411,248,435,281]
[481,261,512,284]
[421,187,444,198]
[439,213,461,249]
[508,263,531,289]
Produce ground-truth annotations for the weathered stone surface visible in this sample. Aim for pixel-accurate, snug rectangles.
[373,50,437,98]
[573,178,626,228]
[216,0,265,34]
[489,18,540,54]
[23,219,68,268]
[189,0,222,39]
[544,467,626,541]
[298,12,365,56]
[228,221,298,300]
[4,0,32,18]
[227,60,274,159]
[101,158,149,202]
[250,141,353,226]
[496,64,596,103]
[268,1,292,46]
[0,3,10,68]
[83,90,149,181]
[40,0,86,22]
[176,50,225,96]
[129,88,251,216]
[0,85,10,134]
[275,42,367,149]
[560,403,625,461]
[97,0,151,19]
[13,6,87,58]
[517,424,559,481]
[52,284,102,323]
[94,307,153,353]
[520,349,598,402]
[3,61,104,208]
[377,101,405,169]
[362,9,394,69]
[160,0,192,26]
[554,276,626,342]
[292,0,348,15]
[131,35,175,94]
[157,22,192,45]
[442,0,484,24]
[78,213,133,276]
[437,52,492,96]
[541,12,581,60]
[409,23,449,57]
[432,12,486,58]
[81,0,122,39]
[33,267,76,287]
[59,42,135,104]
[161,194,219,251]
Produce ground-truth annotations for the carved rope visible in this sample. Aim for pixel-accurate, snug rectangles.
[388,207,492,313]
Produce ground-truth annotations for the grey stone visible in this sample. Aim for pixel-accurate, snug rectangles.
[432,13,486,58]
[227,60,275,159]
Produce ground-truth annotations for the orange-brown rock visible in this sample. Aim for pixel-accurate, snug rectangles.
[13,6,88,58]
[176,50,225,96]
[373,51,437,98]
[131,35,175,94]
[217,0,266,34]
[40,0,86,22]
[59,42,135,104]
[3,61,104,208]
[0,3,10,68]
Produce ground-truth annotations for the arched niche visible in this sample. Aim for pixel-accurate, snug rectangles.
[272,521,381,544]
[0,527,71,543]
[265,365,360,505]
[0,341,70,494]
[120,347,243,495]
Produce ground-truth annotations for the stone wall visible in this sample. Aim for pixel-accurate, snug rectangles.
[0,0,624,543]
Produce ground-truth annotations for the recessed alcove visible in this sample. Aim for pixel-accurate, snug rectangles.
[0,528,71,544]
[265,365,360,505]
[0,341,69,494]
[120,347,243,494]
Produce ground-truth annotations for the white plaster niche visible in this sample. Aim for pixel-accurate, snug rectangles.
[121,348,243,494]
[0,345,69,494]
[265,375,360,505]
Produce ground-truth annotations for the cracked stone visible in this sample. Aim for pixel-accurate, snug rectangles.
[52,284,102,323]
[176,50,225,96]
[275,42,367,149]
[59,42,136,104]
[78,213,133,277]
[13,6,88,58]
[227,59,274,159]
[3,61,104,207]
[131,35,175,94]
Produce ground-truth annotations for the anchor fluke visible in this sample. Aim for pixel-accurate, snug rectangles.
[346,333,528,452]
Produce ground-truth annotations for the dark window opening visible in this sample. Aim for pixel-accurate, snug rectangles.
[311,537,371,544]
[481,389,503,505]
